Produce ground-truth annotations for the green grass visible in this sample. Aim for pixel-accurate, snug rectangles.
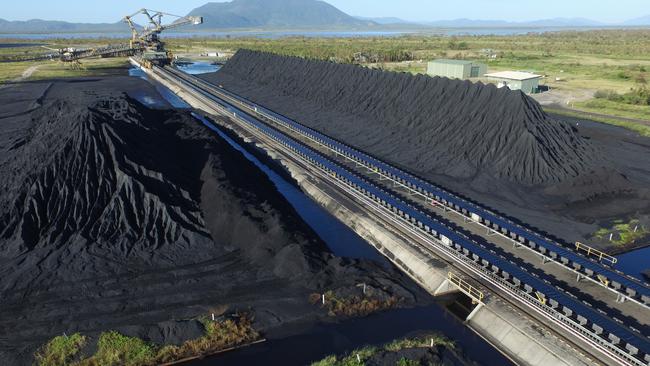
[78,331,156,366]
[34,333,86,366]
[153,314,259,363]
[384,334,454,351]
[4,30,650,126]
[397,359,421,366]
[310,289,401,317]
[545,107,650,137]
[574,98,650,122]
[310,333,454,366]
[162,29,650,122]
[35,313,260,366]
[0,57,129,84]
[592,219,648,246]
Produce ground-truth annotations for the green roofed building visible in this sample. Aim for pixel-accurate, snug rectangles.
[427,59,487,79]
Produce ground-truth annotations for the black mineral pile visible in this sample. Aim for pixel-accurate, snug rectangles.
[200,49,650,248]
[0,77,426,365]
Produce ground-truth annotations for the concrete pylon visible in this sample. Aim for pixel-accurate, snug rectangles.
[433,278,458,296]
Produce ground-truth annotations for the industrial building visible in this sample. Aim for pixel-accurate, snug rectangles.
[485,71,542,93]
[427,59,487,79]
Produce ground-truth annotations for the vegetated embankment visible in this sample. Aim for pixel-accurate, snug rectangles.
[0,77,426,365]
[200,49,650,249]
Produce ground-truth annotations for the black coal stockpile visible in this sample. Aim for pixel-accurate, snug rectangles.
[202,50,650,245]
[205,49,603,186]
[0,78,422,365]
[0,95,210,259]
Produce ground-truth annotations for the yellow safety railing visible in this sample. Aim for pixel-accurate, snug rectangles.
[448,272,484,304]
[575,242,617,265]
[535,291,547,305]
[597,274,610,287]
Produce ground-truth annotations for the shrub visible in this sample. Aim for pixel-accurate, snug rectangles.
[448,40,469,50]
[82,331,156,366]
[594,89,618,100]
[594,88,650,105]
[34,333,86,366]
[616,71,631,79]
[310,333,454,366]
[397,358,420,366]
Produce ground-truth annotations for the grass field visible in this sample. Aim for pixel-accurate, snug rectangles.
[163,30,650,130]
[574,98,650,122]
[0,57,129,84]
[1,29,649,132]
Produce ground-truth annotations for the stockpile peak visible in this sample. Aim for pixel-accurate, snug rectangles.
[216,49,604,185]
[0,93,210,256]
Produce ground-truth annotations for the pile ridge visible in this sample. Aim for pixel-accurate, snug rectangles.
[0,95,209,257]
[211,49,604,185]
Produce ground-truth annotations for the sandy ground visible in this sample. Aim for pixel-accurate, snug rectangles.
[531,87,595,107]
[0,77,431,365]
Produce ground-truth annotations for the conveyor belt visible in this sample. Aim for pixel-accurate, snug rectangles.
[155,65,650,365]
[183,70,650,307]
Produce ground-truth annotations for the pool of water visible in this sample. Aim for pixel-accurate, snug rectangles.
[129,65,383,262]
[188,304,512,365]
[193,112,386,263]
[616,246,650,282]
[175,61,221,75]
[0,42,44,48]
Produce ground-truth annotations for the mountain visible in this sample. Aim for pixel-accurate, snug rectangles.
[188,0,374,29]
[425,17,605,28]
[624,15,650,25]
[425,19,511,27]
[0,19,129,34]
[524,17,605,27]
[354,16,412,25]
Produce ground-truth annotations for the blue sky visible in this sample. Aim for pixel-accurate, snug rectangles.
[1,0,646,23]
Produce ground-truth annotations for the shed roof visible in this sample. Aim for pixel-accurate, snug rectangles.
[484,71,541,80]
[430,59,473,65]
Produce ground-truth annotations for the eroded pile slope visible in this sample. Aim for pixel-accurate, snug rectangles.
[0,78,423,365]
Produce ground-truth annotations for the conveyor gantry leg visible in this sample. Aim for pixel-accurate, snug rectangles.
[433,278,454,296]
[465,302,484,322]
